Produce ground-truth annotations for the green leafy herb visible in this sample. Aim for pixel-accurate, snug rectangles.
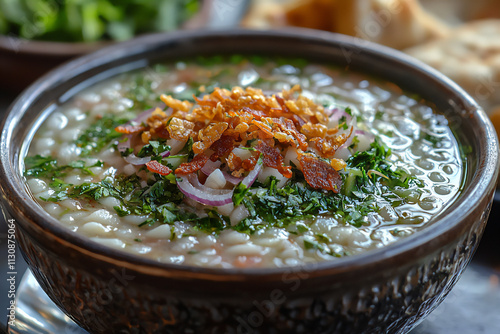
[136,141,170,159]
[192,210,229,234]
[70,177,120,201]
[25,155,103,180]
[232,182,250,206]
[24,155,60,178]
[232,140,422,234]
[304,239,325,252]
[75,115,128,156]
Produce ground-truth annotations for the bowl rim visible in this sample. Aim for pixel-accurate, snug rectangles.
[1,28,498,279]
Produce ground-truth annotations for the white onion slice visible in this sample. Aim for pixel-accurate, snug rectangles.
[124,154,152,166]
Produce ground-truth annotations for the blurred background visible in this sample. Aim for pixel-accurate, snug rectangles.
[1,0,499,333]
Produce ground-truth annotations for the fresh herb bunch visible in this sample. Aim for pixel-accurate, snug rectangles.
[0,0,199,42]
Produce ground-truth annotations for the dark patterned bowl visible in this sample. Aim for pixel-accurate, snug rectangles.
[0,29,498,334]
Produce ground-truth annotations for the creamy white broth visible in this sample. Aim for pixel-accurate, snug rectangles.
[24,57,463,268]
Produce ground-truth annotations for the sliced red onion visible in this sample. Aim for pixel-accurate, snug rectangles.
[128,104,168,124]
[163,106,172,116]
[201,160,222,176]
[201,159,243,185]
[122,107,153,128]
[330,109,352,124]
[223,172,243,185]
[241,158,263,188]
[133,108,155,124]
[262,89,280,97]
[123,150,170,166]
[116,136,151,165]
[115,108,155,166]
[325,107,338,117]
[178,158,263,207]
[340,133,355,150]
[339,129,375,151]
[354,129,375,142]
[177,173,234,206]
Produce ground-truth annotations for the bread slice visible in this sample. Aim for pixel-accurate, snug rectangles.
[405,20,500,114]
[243,0,450,50]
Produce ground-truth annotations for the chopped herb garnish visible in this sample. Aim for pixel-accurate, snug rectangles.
[136,140,170,159]
[232,182,250,206]
[75,115,129,156]
[192,210,229,234]
[230,139,422,234]
[25,155,103,180]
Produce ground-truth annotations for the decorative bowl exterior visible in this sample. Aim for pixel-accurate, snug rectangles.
[0,29,498,334]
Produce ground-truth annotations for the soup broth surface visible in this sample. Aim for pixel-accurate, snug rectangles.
[24,56,463,268]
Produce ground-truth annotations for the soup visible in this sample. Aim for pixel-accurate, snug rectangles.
[24,56,463,268]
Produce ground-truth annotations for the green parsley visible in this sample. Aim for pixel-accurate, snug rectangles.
[75,115,129,156]
[25,155,103,180]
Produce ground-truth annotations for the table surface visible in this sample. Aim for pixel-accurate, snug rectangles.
[0,91,499,333]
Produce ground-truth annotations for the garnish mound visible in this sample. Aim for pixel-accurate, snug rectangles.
[117,85,352,192]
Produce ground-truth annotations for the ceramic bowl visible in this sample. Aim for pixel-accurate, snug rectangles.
[0,29,498,334]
